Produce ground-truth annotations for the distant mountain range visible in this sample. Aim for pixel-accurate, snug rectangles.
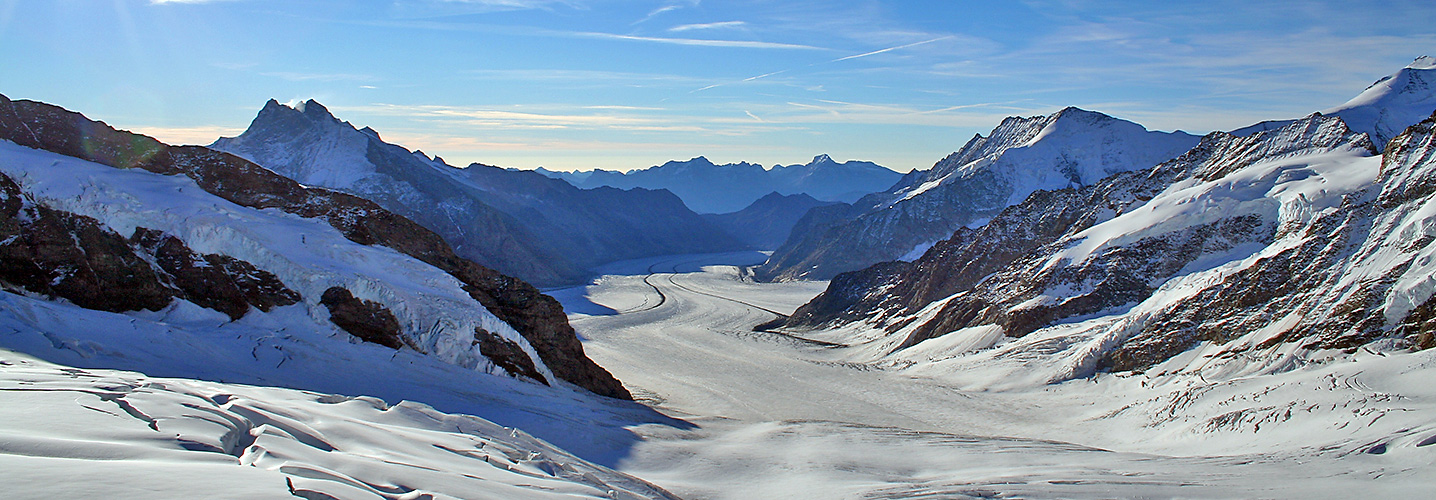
[702,192,842,250]
[538,154,902,214]
[211,100,745,287]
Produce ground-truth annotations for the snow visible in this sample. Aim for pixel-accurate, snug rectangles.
[0,139,548,382]
[0,351,675,500]
[896,239,936,261]
[888,108,1199,210]
[559,253,1435,498]
[1048,147,1380,270]
[1320,56,1436,149]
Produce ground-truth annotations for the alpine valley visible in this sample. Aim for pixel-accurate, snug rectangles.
[1,53,1435,500]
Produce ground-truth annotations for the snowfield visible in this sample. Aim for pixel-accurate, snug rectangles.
[0,351,675,500]
[561,253,1436,498]
[3,250,1434,498]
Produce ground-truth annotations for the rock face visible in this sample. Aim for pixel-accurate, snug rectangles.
[320,287,405,350]
[702,192,842,249]
[211,100,743,287]
[759,107,1201,282]
[474,327,549,385]
[541,154,902,214]
[0,93,630,399]
[0,174,175,313]
[786,105,1436,386]
[131,228,301,320]
[0,171,301,320]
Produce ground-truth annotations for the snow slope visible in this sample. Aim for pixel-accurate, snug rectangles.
[1233,56,1436,151]
[1324,55,1436,149]
[0,350,676,500]
[779,83,1436,404]
[0,139,550,383]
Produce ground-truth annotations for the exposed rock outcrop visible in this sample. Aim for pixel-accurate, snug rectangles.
[131,228,300,320]
[0,172,301,319]
[320,286,404,350]
[475,327,549,384]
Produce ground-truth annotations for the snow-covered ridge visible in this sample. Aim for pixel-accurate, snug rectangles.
[1230,56,1436,149]
[757,107,1199,282]
[886,107,1200,209]
[1323,57,1436,149]
[0,139,554,383]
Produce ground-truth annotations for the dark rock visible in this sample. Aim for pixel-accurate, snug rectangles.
[474,327,548,385]
[0,174,173,312]
[130,227,300,320]
[320,287,404,350]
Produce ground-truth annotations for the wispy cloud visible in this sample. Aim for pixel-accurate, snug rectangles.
[669,21,746,32]
[633,5,681,25]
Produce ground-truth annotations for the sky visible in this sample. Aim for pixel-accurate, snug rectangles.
[0,1,1433,172]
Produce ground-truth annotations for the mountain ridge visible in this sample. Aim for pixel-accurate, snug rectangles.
[540,153,902,214]
[212,99,746,287]
[757,107,1201,282]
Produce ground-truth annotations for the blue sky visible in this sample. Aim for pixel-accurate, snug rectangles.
[1,0,1432,172]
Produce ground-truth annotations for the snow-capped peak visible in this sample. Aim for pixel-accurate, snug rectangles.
[810,153,834,165]
[1320,57,1436,149]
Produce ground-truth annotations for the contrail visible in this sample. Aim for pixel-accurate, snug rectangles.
[830,36,954,63]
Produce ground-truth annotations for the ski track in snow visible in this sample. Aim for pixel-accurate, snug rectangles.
[562,252,1436,499]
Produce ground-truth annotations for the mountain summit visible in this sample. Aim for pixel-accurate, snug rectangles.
[757,107,1200,281]
[212,100,745,286]
[1322,55,1436,148]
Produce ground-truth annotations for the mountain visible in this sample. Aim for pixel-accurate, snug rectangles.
[778,63,1436,391]
[211,100,744,287]
[539,154,902,214]
[0,92,628,400]
[1232,56,1436,149]
[702,192,842,250]
[757,107,1201,281]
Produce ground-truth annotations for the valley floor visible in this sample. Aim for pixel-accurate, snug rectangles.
[557,252,1436,499]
